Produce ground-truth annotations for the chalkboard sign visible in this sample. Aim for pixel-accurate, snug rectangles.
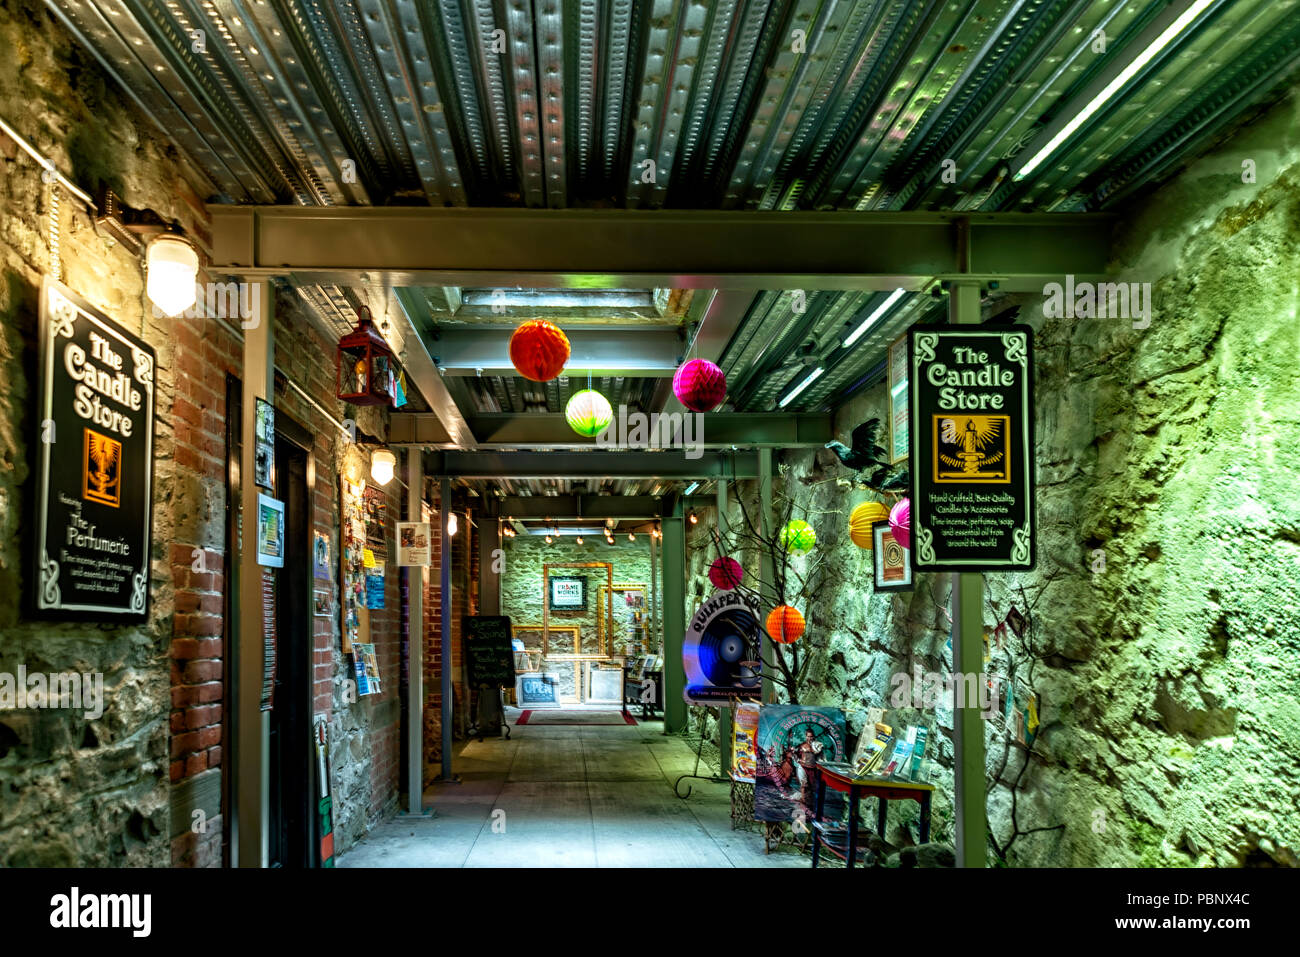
[909,326,1035,571]
[464,616,514,688]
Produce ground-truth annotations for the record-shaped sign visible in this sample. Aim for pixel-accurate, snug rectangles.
[684,590,762,704]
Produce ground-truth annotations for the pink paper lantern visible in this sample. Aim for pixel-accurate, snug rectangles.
[672,359,727,413]
[708,556,744,591]
[889,498,911,551]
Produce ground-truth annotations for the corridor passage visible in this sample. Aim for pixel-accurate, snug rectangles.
[338,714,803,868]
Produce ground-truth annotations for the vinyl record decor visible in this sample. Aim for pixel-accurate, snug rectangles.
[848,501,891,549]
[779,519,817,555]
[509,319,570,381]
[564,389,613,437]
[707,556,744,590]
[672,358,727,412]
[683,590,762,704]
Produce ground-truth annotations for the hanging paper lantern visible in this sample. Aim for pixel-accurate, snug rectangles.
[765,605,805,644]
[509,319,570,381]
[780,519,817,555]
[889,498,911,551]
[564,389,613,437]
[848,501,891,549]
[708,556,744,591]
[672,358,727,413]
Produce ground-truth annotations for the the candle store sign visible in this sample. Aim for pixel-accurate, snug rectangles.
[908,326,1035,571]
[34,279,156,619]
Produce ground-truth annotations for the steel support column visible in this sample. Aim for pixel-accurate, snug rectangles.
[235,279,273,867]
[949,279,987,869]
[438,475,454,781]
[405,450,425,814]
[660,507,687,733]
[715,480,731,771]
[478,506,501,617]
[758,448,776,703]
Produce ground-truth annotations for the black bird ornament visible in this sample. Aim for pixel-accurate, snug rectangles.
[825,418,910,493]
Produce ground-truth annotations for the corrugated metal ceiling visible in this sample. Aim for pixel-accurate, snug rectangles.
[45,0,1300,418]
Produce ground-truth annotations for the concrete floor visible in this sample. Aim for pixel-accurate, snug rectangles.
[337,709,807,868]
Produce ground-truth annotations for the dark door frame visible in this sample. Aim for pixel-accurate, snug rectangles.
[268,409,317,867]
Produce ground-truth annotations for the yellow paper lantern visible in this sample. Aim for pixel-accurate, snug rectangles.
[848,501,891,549]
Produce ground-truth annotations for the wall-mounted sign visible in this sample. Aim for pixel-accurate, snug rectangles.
[257,493,285,567]
[34,279,155,619]
[548,575,586,610]
[395,521,431,566]
[888,333,909,464]
[908,326,1035,571]
[254,397,274,490]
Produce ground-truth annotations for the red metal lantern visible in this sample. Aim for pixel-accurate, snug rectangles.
[336,306,397,406]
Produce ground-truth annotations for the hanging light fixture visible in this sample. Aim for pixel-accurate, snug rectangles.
[447,512,458,537]
[337,305,398,406]
[146,234,199,317]
[545,534,553,544]
[688,511,698,525]
[370,448,396,485]
[575,536,584,545]
[628,532,635,542]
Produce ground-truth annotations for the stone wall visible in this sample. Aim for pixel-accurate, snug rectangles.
[690,87,1300,867]
[0,0,405,865]
[502,534,658,659]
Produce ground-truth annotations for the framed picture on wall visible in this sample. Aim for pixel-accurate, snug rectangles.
[549,576,587,610]
[888,333,909,465]
[872,521,912,591]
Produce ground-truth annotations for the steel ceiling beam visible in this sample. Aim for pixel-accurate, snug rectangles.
[428,329,683,377]
[414,412,834,448]
[420,450,759,480]
[493,495,671,519]
[208,207,1114,290]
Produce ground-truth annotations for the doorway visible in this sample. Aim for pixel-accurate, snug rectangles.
[267,413,315,867]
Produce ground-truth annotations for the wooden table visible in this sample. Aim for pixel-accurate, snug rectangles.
[810,765,934,868]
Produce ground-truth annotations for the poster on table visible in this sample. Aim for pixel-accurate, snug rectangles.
[908,326,1036,572]
[683,590,762,705]
[754,705,847,823]
[396,521,432,566]
[33,279,155,619]
[732,702,760,783]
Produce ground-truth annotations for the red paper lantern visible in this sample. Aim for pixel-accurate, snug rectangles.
[708,556,744,590]
[672,358,727,412]
[765,605,805,644]
[510,319,570,382]
[336,306,397,406]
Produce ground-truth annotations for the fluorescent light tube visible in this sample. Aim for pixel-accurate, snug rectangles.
[843,288,906,348]
[683,481,700,496]
[779,367,824,408]
[1014,0,1215,180]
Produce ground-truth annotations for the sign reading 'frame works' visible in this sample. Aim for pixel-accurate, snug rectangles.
[34,279,156,619]
[908,326,1035,572]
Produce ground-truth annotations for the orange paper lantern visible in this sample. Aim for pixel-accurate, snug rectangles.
[848,501,891,549]
[509,319,570,381]
[765,605,805,644]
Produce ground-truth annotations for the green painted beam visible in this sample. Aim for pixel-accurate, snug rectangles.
[419,450,759,479]
[208,206,1114,290]
[660,510,687,733]
[495,495,671,519]
[425,412,833,448]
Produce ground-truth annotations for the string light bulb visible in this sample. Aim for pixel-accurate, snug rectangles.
[688,511,698,525]
[575,536,583,545]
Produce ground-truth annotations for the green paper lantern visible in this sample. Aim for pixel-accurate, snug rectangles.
[565,389,613,437]
[780,519,817,555]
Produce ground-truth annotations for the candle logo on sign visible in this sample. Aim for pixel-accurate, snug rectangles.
[934,415,1008,482]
